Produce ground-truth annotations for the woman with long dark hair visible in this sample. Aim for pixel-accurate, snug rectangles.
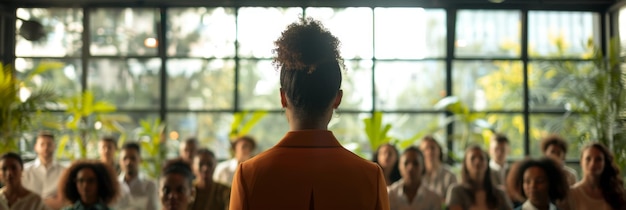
[229,18,389,209]
[372,143,401,186]
[446,145,512,210]
[567,143,626,210]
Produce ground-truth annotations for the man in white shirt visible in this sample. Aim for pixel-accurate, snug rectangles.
[22,131,66,210]
[489,133,510,189]
[213,136,256,186]
[540,135,578,185]
[117,142,158,210]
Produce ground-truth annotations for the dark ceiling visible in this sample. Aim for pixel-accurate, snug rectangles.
[0,0,619,11]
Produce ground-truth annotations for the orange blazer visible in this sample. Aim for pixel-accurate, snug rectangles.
[229,130,390,210]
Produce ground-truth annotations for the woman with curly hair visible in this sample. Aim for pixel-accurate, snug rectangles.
[0,152,49,210]
[58,160,119,210]
[507,158,569,210]
[372,143,401,186]
[229,18,389,210]
[446,145,512,210]
[566,143,626,210]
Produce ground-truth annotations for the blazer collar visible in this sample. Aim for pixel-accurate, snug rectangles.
[275,130,342,148]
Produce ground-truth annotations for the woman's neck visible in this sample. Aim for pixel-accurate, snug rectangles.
[2,184,26,195]
[196,179,213,189]
[289,120,328,131]
[81,197,98,207]
[581,175,601,189]
[425,161,440,174]
[529,198,551,210]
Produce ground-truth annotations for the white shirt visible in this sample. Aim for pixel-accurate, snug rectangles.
[520,201,557,210]
[0,190,50,210]
[490,160,508,186]
[213,159,238,186]
[116,174,158,210]
[21,159,66,199]
[422,165,457,200]
[388,179,442,210]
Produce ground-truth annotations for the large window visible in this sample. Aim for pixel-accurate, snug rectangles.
[14,6,602,165]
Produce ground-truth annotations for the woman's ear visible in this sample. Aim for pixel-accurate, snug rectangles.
[332,90,343,109]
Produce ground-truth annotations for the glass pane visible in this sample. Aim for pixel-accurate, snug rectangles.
[374,8,446,59]
[88,58,161,109]
[90,8,159,56]
[167,113,233,160]
[528,61,594,110]
[528,11,598,58]
[340,60,373,111]
[455,10,520,58]
[237,7,303,58]
[16,8,82,57]
[238,59,281,110]
[167,8,236,58]
[245,113,289,152]
[620,7,626,56]
[453,61,523,111]
[328,113,370,158]
[167,59,234,110]
[452,114,525,160]
[14,58,82,99]
[305,7,373,59]
[529,114,592,160]
[375,61,445,110]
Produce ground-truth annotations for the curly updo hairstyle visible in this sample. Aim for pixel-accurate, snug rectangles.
[274,17,344,119]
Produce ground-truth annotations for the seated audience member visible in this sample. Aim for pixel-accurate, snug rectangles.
[388,146,442,210]
[98,136,120,174]
[22,131,66,210]
[0,152,49,210]
[446,145,513,210]
[214,136,256,186]
[419,136,457,200]
[58,160,120,210]
[178,137,199,166]
[489,134,511,189]
[373,143,401,186]
[160,159,195,210]
[507,158,568,210]
[118,142,158,210]
[190,148,230,210]
[566,143,626,210]
[540,135,578,185]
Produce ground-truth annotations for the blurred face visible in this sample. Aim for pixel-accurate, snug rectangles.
[193,153,216,181]
[377,145,397,169]
[0,158,22,187]
[523,166,549,204]
[35,136,55,161]
[399,151,423,183]
[581,147,605,177]
[489,141,509,165]
[98,141,116,162]
[179,142,197,163]
[160,173,192,210]
[234,140,253,161]
[465,148,487,180]
[76,168,99,203]
[545,144,565,164]
[419,140,441,164]
[120,148,140,177]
